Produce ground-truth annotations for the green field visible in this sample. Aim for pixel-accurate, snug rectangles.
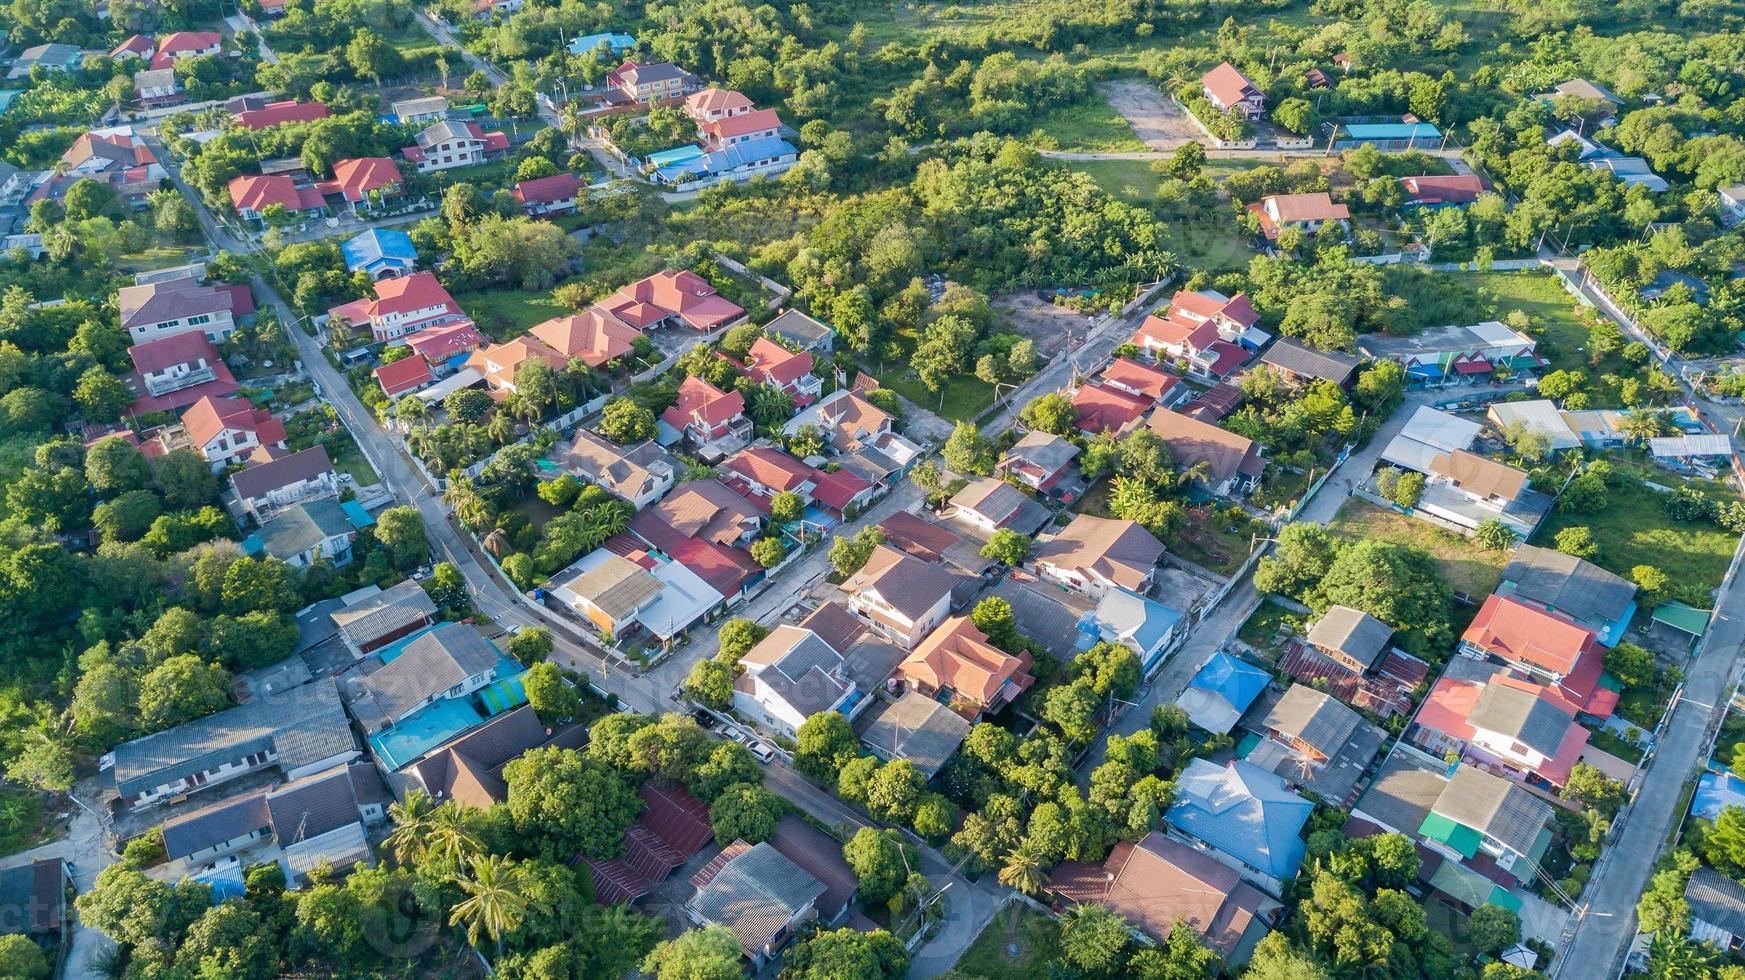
[457,286,569,338]
[1533,472,1738,598]
[955,905,1063,980]
[1027,100,1147,153]
[1328,498,1508,601]
[866,360,997,422]
[1061,160,1257,272]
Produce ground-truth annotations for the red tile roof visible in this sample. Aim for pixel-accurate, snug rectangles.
[111,34,154,59]
[345,271,460,321]
[1203,340,1251,378]
[686,88,754,116]
[512,172,589,206]
[233,100,330,130]
[374,356,433,396]
[741,336,813,387]
[1462,594,1600,677]
[702,108,782,140]
[810,468,871,511]
[1133,313,1218,352]
[151,31,220,69]
[182,395,285,451]
[662,376,746,431]
[1072,382,1151,434]
[529,306,638,367]
[665,536,760,598]
[228,174,325,214]
[1400,174,1489,206]
[404,321,484,363]
[602,270,744,331]
[721,447,814,492]
[323,157,402,202]
[1170,290,1259,329]
[1099,357,1178,401]
[128,331,216,374]
[1201,61,1260,108]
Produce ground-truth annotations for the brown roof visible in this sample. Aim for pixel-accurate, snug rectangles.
[799,602,868,653]
[1035,515,1165,591]
[528,305,639,367]
[630,479,758,551]
[1262,192,1350,223]
[1145,407,1264,484]
[1428,449,1527,500]
[411,705,585,809]
[1202,61,1260,108]
[841,545,955,621]
[876,510,964,564]
[897,616,1033,710]
[1051,832,1273,956]
[230,445,333,500]
[766,815,858,921]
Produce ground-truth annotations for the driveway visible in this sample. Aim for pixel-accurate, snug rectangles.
[0,781,116,977]
[1096,80,1200,151]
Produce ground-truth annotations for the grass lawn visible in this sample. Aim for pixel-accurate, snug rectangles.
[1532,473,1737,598]
[506,494,567,532]
[458,286,568,339]
[1028,98,1147,152]
[118,246,202,273]
[861,354,996,422]
[1073,478,1113,518]
[1237,599,1309,666]
[334,447,380,487]
[1588,725,1646,764]
[1328,498,1508,601]
[955,905,1063,980]
[433,158,520,188]
[1174,508,1261,576]
[1064,159,1162,205]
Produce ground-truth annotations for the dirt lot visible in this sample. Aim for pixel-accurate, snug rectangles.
[993,293,1101,362]
[1097,80,1203,150]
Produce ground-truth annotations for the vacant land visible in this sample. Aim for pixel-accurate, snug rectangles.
[1533,472,1738,599]
[1328,498,1508,600]
[1097,79,1201,150]
[993,293,1095,361]
[458,286,569,339]
[955,904,1063,980]
[1029,98,1148,153]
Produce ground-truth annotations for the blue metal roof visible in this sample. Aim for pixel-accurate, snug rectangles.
[1341,122,1441,140]
[1168,759,1312,882]
[1186,651,1269,717]
[341,228,417,273]
[654,136,797,183]
[569,32,636,56]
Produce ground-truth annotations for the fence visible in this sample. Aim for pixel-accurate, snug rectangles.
[712,252,792,309]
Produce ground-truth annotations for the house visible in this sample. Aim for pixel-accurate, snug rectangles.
[554,430,676,508]
[318,157,404,205]
[1258,338,1360,387]
[996,430,1080,493]
[231,446,340,520]
[9,43,82,79]
[391,96,448,125]
[0,858,68,942]
[126,331,238,411]
[339,623,506,734]
[162,762,389,868]
[228,174,327,224]
[1499,544,1639,645]
[1034,514,1165,598]
[765,816,859,925]
[1400,174,1489,207]
[0,164,34,208]
[1073,382,1152,435]
[119,275,252,344]
[1357,320,1541,385]
[374,356,433,398]
[1485,400,1579,451]
[1413,665,1588,787]
[1650,433,1733,464]
[151,31,221,70]
[946,478,1052,538]
[649,135,800,189]
[662,376,752,446]
[1091,588,1186,674]
[59,127,161,181]
[134,68,181,106]
[1306,606,1393,674]
[1380,405,1483,473]
[1687,868,1745,952]
[1719,185,1745,227]
[530,306,640,367]
[1559,409,1631,448]
[764,308,835,353]
[687,841,824,967]
[327,272,467,342]
[1546,130,1669,191]
[471,0,525,18]
[1052,832,1278,965]
[512,172,590,216]
[630,480,759,552]
[232,99,330,131]
[841,545,955,648]
[781,388,909,459]
[1248,193,1351,241]
[401,121,510,173]
[330,579,438,656]
[1176,651,1271,734]
[1459,593,1619,717]
[601,270,745,332]
[104,677,356,810]
[633,528,763,606]
[1331,120,1442,151]
[1098,357,1185,406]
[182,394,287,467]
[740,337,820,405]
[463,336,565,394]
[569,32,637,58]
[1169,289,1268,348]
[1534,78,1623,108]
[733,627,856,737]
[583,782,714,905]
[1250,685,1385,803]
[720,446,817,504]
[686,88,756,123]
[408,704,584,808]
[896,616,1033,721]
[1418,449,1548,538]
[1303,67,1331,90]
[1418,764,1556,886]
[1201,61,1265,118]
[609,60,702,103]
[404,322,485,367]
[1145,408,1265,496]
[857,690,970,778]
[342,228,417,279]
[700,108,784,151]
[256,499,357,567]
[1167,759,1313,896]
[547,548,724,643]
[1129,308,1251,381]
[876,511,994,575]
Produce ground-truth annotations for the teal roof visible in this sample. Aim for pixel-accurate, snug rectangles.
[646,144,704,168]
[1653,601,1710,636]
[1342,122,1442,140]
[479,674,527,715]
[342,499,375,528]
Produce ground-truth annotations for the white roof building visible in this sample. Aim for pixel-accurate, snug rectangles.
[1380,406,1482,473]
[1486,400,1580,451]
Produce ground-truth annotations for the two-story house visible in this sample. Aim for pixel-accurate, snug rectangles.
[182,394,288,468]
[127,331,235,405]
[1458,593,1618,717]
[946,477,1051,537]
[1097,357,1186,407]
[1418,764,1558,887]
[601,269,746,332]
[1034,514,1166,598]
[840,545,955,648]
[996,430,1080,494]
[1414,665,1588,788]
[732,626,856,737]
[1145,408,1265,497]
[608,60,701,103]
[1166,289,1269,349]
[463,336,567,395]
[554,429,677,509]
[228,174,327,225]
[686,87,754,123]
[700,108,783,151]
[720,446,818,505]
[1248,192,1351,242]
[120,275,254,344]
[896,616,1034,721]
[256,498,357,567]
[529,306,640,368]
[662,376,752,447]
[339,624,505,735]
[133,68,181,107]
[739,336,820,406]
[1201,61,1265,118]
[151,31,221,69]
[1129,312,1250,381]
[400,121,510,173]
[326,271,467,342]
[230,445,341,521]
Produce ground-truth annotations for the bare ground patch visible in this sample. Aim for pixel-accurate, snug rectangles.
[993,293,1102,362]
[1097,79,1202,150]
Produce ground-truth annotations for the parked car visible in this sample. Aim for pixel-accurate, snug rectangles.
[748,741,775,763]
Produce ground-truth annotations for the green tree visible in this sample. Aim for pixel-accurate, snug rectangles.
[970,595,1020,650]
[597,398,656,444]
[1042,681,1101,742]
[1020,392,1078,436]
[979,528,1031,567]
[770,491,804,524]
[642,926,743,980]
[1059,903,1134,974]
[1169,140,1206,179]
[1466,904,1522,957]
[781,926,908,980]
[152,448,217,509]
[175,902,278,980]
[75,866,211,952]
[1473,518,1516,551]
[942,421,995,475]
[708,782,785,843]
[138,655,231,730]
[795,711,859,779]
[73,367,131,421]
[843,828,913,904]
[1554,525,1599,560]
[1604,642,1655,689]
[424,562,470,613]
[1646,930,1716,980]
[508,626,554,665]
[220,557,299,614]
[828,526,886,577]
[449,854,526,957]
[87,436,152,494]
[751,537,787,568]
[683,658,734,710]
[503,747,641,861]
[0,934,48,979]
[524,662,581,722]
[374,506,427,569]
[93,489,163,542]
[718,619,770,661]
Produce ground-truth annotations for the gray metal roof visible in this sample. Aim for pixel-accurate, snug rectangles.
[266,765,362,845]
[1259,337,1360,385]
[110,677,353,797]
[692,842,825,956]
[1688,867,1745,937]
[257,498,353,560]
[1501,545,1637,626]
[1465,684,1572,758]
[329,579,436,648]
[1431,766,1555,856]
[745,628,850,717]
[282,821,371,881]
[341,625,500,730]
[857,691,970,778]
[1002,430,1080,474]
[1262,685,1360,757]
[764,309,833,348]
[1305,606,1392,669]
[231,446,334,500]
[1352,748,1449,836]
[160,792,272,860]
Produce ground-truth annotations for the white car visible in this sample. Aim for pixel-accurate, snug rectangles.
[748,741,775,763]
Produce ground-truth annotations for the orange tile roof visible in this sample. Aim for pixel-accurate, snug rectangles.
[1461,594,1600,676]
[898,616,1033,711]
[529,305,639,366]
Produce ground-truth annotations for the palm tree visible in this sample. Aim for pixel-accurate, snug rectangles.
[998,846,1048,896]
[487,411,517,446]
[444,476,491,530]
[448,853,526,958]
[1647,931,1717,979]
[425,804,483,867]
[384,790,437,865]
[1619,409,1674,446]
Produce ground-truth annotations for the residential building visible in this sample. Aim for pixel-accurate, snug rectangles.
[856,691,970,778]
[1201,61,1265,118]
[1072,382,1152,435]
[1052,832,1278,965]
[1177,651,1271,734]
[1167,759,1313,896]
[8,43,82,79]
[701,107,783,150]
[1168,289,1269,348]
[662,376,752,446]
[330,579,438,656]
[583,782,714,904]
[318,157,404,205]
[1129,310,1250,381]
[601,270,746,332]
[1258,337,1361,387]
[1418,764,1556,886]
[342,228,417,279]
[134,67,181,106]
[740,337,820,405]
[160,794,270,866]
[650,135,800,188]
[404,321,485,366]
[1249,685,1385,803]
[554,430,676,508]
[733,627,856,737]
[896,616,1034,721]
[256,498,357,567]
[686,87,755,123]
[59,128,161,181]
[126,331,238,412]
[161,762,389,869]
[233,99,330,130]
[1459,593,1619,717]
[781,388,914,461]
[1331,120,1442,151]
[1400,174,1489,207]
[1098,357,1186,406]
[876,512,994,575]
[1498,544,1639,645]
[0,163,34,208]
[720,446,818,504]
[182,394,287,467]
[151,31,221,69]
[231,446,340,520]
[1534,78,1622,107]
[327,271,466,342]
[1091,588,1186,674]
[374,356,433,398]
[228,174,327,224]
[1357,320,1541,385]
[1413,665,1588,787]
[104,677,357,810]
[1248,192,1351,241]
[339,623,507,735]
[997,430,1080,493]
[1306,606,1394,674]
[0,859,68,943]
[1687,868,1745,952]
[630,479,759,552]
[840,545,955,648]
[463,336,566,394]
[1417,448,1548,538]
[946,478,1052,537]
[764,308,835,352]
[408,705,584,808]
[512,172,590,216]
[1380,405,1483,473]
[391,96,448,125]
[401,120,510,173]
[529,305,639,367]
[687,841,824,967]
[609,60,702,103]
[547,548,724,643]
[119,275,253,343]
[1486,400,1580,451]
[1650,433,1733,463]
[1720,185,1745,227]
[765,816,859,926]
[1034,514,1166,597]
[1145,408,1265,496]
